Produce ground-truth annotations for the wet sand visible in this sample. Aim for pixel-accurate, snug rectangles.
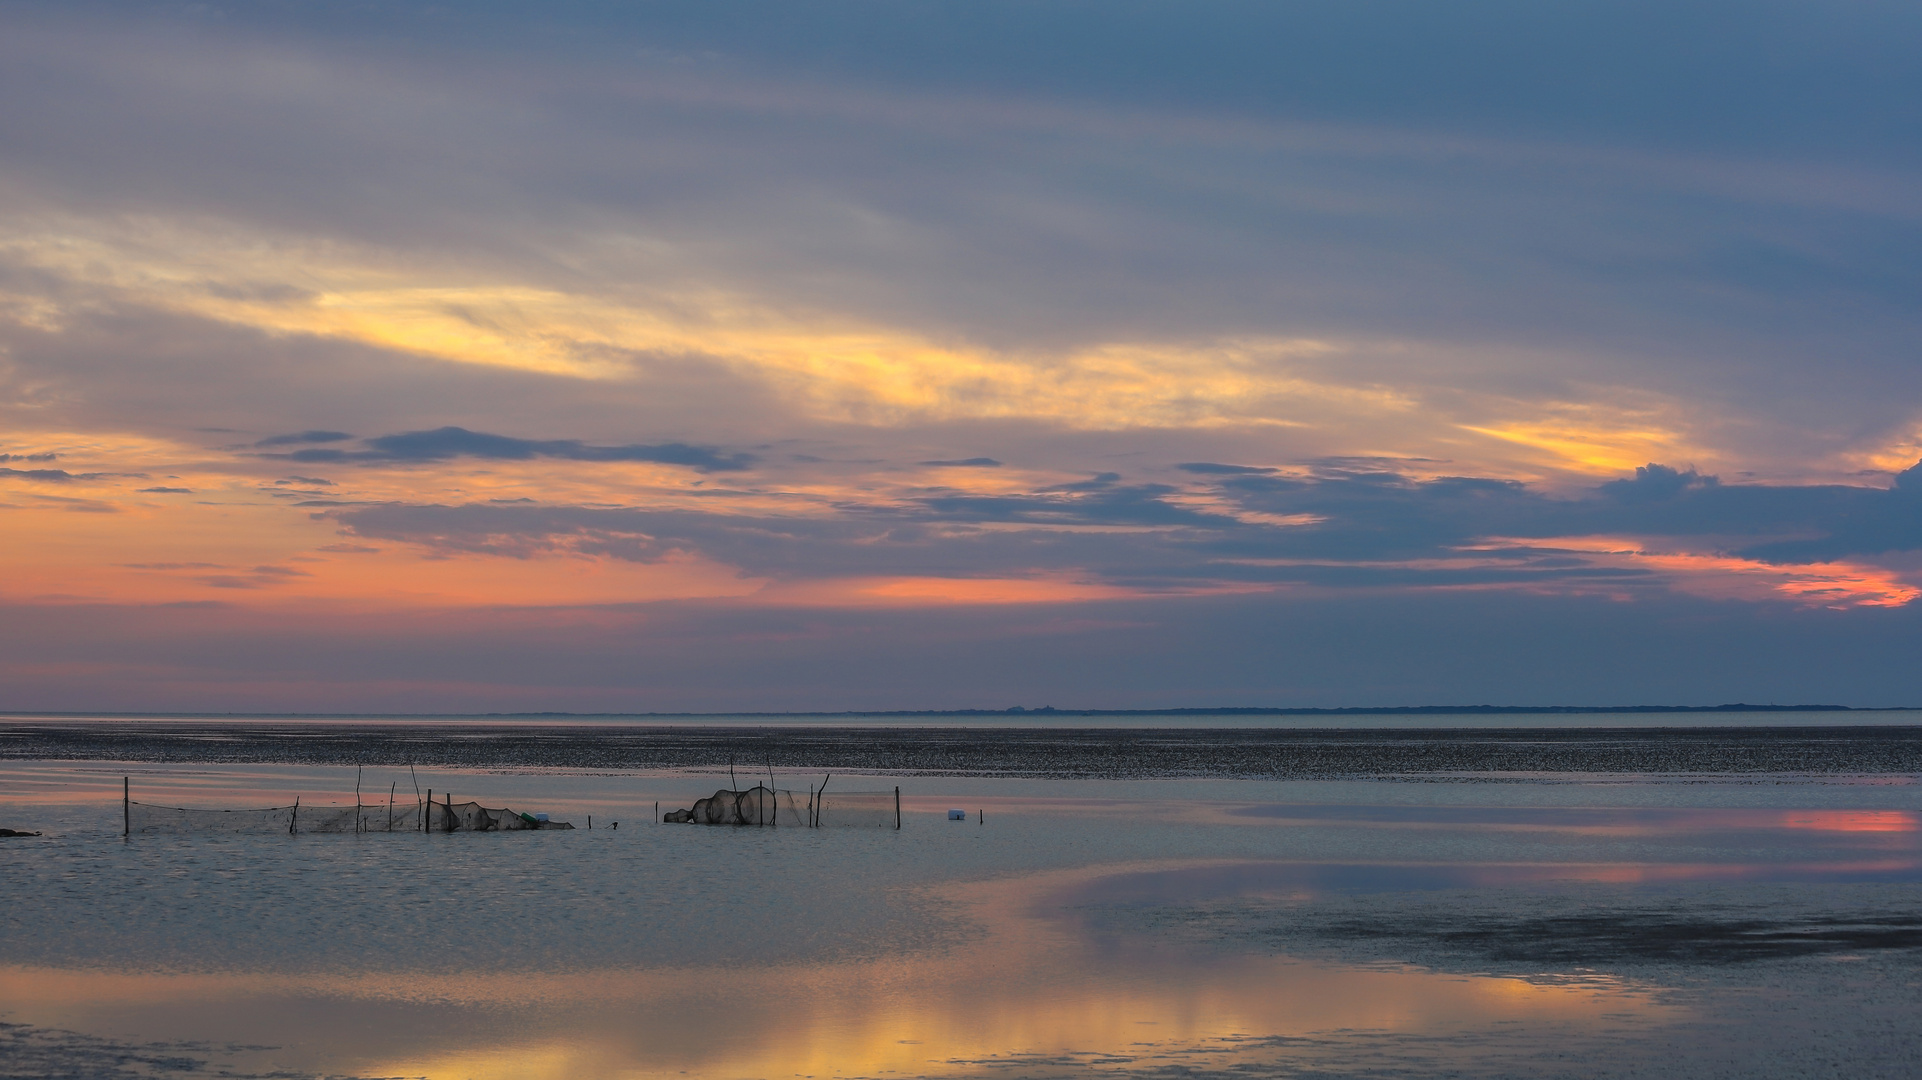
[6,720,1922,777]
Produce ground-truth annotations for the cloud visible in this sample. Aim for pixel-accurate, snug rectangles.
[1176,462,1276,475]
[0,453,58,462]
[0,468,81,482]
[261,426,757,472]
[0,467,139,483]
[920,458,1002,467]
[136,486,192,493]
[1206,459,1922,578]
[1895,460,1922,492]
[315,460,1922,611]
[196,564,312,590]
[1598,463,1720,504]
[254,430,354,447]
[5,0,1920,473]
[917,481,1222,528]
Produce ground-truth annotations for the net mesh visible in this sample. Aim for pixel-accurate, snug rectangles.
[662,786,898,828]
[815,790,897,828]
[424,800,571,832]
[126,799,572,835]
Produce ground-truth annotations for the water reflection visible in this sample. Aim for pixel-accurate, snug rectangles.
[0,865,1681,1080]
[1227,803,1922,832]
[1045,857,1922,912]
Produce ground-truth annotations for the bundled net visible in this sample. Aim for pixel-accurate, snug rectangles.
[126,799,572,835]
[423,800,573,831]
[663,785,807,826]
[663,785,898,828]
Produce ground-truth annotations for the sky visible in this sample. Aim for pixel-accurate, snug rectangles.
[2,0,1921,712]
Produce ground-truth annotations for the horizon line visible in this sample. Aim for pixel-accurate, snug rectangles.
[2,703,1914,721]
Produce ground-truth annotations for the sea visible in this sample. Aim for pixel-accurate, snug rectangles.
[1,711,1918,1078]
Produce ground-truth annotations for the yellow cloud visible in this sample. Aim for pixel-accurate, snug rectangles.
[1840,423,1922,479]
[1461,399,1698,476]
[4,217,1411,431]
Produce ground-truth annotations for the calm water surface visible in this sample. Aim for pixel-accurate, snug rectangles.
[2,760,1918,1078]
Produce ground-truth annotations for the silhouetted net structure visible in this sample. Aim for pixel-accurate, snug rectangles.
[126,798,574,835]
[662,784,898,828]
[423,801,575,831]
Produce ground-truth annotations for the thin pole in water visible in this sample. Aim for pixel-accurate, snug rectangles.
[895,786,901,830]
[122,777,129,838]
[291,796,299,836]
[728,751,738,792]
[355,766,363,833]
[425,789,432,833]
[589,815,593,830]
[817,775,831,828]
[654,801,658,823]
[388,782,396,832]
[446,791,453,832]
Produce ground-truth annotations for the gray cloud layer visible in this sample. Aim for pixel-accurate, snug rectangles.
[3,0,1918,463]
[323,462,1922,594]
[264,426,756,472]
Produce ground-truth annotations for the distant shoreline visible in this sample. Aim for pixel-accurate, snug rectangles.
[0,703,1911,720]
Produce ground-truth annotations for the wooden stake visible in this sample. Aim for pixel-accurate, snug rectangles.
[895,786,901,830]
[122,777,129,838]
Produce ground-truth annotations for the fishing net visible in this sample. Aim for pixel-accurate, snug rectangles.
[126,799,572,835]
[663,785,898,828]
[814,789,898,828]
[424,800,573,831]
[670,785,808,826]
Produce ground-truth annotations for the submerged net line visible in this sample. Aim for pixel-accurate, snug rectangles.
[662,784,899,828]
[125,798,574,835]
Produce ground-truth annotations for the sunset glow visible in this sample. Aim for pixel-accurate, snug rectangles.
[2,1,1919,710]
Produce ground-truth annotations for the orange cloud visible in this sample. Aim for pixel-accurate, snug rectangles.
[1489,536,1920,609]
[756,575,1136,607]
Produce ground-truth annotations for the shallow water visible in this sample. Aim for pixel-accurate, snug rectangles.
[2,758,1919,1077]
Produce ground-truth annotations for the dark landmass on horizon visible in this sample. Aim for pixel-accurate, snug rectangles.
[5,721,1919,779]
[0,703,1906,720]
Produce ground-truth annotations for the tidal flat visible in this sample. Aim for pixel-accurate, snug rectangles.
[1,722,1918,1078]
